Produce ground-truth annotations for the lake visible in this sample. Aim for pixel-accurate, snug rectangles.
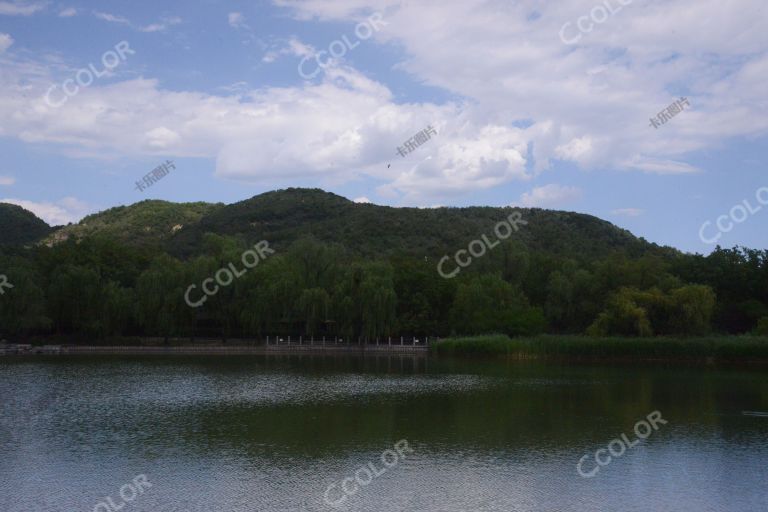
[1,354,767,511]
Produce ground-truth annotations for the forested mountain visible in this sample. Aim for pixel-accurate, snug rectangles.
[0,188,766,341]
[25,188,660,260]
[0,203,54,246]
[41,200,224,249]
[167,188,656,260]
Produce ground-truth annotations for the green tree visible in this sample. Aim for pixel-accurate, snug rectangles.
[668,285,716,336]
[587,288,653,337]
[47,264,101,335]
[450,274,544,336]
[297,287,330,334]
[756,317,768,336]
[136,255,193,340]
[0,266,51,336]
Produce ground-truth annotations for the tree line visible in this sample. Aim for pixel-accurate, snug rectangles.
[0,234,766,341]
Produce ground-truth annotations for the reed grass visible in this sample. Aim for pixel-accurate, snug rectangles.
[432,334,768,361]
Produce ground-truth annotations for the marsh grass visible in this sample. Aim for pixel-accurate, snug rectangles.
[432,334,768,361]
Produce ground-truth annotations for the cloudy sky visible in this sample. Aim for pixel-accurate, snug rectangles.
[0,0,766,252]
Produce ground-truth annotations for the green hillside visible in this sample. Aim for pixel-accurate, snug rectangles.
[169,188,659,260]
[32,188,658,261]
[0,203,53,246]
[42,200,225,249]
[1,188,765,341]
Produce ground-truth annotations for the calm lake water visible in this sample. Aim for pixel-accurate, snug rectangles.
[1,354,767,512]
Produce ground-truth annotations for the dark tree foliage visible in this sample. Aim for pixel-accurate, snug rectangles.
[0,190,766,340]
[0,203,54,246]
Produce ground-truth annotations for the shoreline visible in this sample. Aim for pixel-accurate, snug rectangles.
[3,334,768,365]
[0,343,429,357]
[431,334,768,365]
[2,344,768,366]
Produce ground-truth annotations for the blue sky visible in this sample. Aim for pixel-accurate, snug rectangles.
[0,0,766,253]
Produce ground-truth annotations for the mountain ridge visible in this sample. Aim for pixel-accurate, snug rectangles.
[0,203,55,246]
[0,188,669,260]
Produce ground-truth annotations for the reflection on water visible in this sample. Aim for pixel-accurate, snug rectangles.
[1,354,767,511]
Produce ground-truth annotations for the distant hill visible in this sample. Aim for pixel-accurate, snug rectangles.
[7,188,669,260]
[0,203,54,246]
[41,200,225,249]
[167,188,665,260]
[3,188,765,339]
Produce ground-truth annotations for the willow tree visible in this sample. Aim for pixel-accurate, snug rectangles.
[0,266,50,336]
[136,255,192,341]
[297,287,330,335]
[332,262,397,339]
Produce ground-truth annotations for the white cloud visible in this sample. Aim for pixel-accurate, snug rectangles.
[94,11,130,26]
[620,156,700,175]
[216,81,250,95]
[378,124,530,203]
[0,196,91,225]
[1,0,767,205]
[58,7,76,17]
[140,16,182,33]
[94,11,181,32]
[274,0,768,179]
[263,38,314,63]
[0,1,45,16]
[0,175,15,185]
[286,38,314,57]
[612,208,645,217]
[555,136,593,163]
[519,184,582,208]
[0,32,12,53]
[0,56,525,205]
[353,196,371,203]
[228,12,247,29]
[144,127,182,150]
